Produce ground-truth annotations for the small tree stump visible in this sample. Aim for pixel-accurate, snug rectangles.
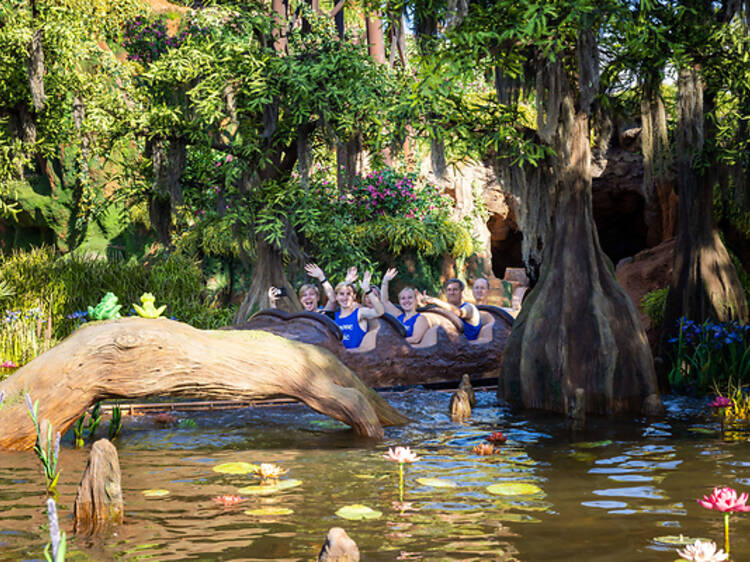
[458,374,476,407]
[73,439,123,535]
[450,389,472,422]
[318,527,360,561]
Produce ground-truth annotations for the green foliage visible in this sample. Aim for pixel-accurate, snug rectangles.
[25,393,61,495]
[0,306,54,380]
[641,287,668,328]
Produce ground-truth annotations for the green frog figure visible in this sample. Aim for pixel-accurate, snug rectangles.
[87,292,122,321]
[133,292,166,319]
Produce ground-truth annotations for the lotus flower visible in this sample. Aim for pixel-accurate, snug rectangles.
[485,431,507,443]
[676,539,728,562]
[253,463,287,481]
[211,495,246,506]
[698,487,750,512]
[383,447,419,503]
[709,396,732,409]
[472,443,496,455]
[383,447,419,464]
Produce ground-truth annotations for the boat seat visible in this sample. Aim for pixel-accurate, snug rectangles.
[348,319,381,353]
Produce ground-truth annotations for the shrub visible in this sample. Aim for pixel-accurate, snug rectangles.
[641,287,668,327]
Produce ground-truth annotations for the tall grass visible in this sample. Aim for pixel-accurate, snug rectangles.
[0,247,236,374]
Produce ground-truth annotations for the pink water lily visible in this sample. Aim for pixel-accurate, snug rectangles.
[709,396,732,408]
[676,539,728,562]
[698,486,750,512]
[383,447,419,464]
[211,495,246,506]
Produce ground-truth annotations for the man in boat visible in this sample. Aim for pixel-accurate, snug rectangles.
[421,278,482,341]
[471,277,490,306]
[333,271,384,349]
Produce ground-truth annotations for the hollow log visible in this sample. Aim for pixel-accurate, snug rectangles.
[0,318,409,451]
[73,439,123,535]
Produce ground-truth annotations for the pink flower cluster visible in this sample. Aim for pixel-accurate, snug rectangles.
[709,396,732,408]
[698,486,750,512]
[0,360,17,369]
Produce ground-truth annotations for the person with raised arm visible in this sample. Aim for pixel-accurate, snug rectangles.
[269,262,335,312]
[421,278,482,341]
[380,267,430,344]
[333,270,384,349]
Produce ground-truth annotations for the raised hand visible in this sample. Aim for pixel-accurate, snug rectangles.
[305,263,325,280]
[383,267,398,282]
[345,266,358,284]
[267,286,281,306]
[360,270,372,293]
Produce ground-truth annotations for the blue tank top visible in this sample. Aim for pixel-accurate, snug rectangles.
[397,312,421,337]
[335,308,367,349]
[460,303,481,341]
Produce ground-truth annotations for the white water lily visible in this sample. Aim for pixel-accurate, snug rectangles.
[677,539,728,562]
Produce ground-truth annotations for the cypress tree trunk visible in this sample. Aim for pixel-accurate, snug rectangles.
[660,67,748,349]
[500,93,662,416]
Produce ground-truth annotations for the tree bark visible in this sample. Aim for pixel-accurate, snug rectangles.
[500,95,663,416]
[660,67,748,350]
[365,16,386,64]
[0,318,409,451]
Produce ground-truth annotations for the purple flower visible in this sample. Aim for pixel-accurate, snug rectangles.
[709,396,732,408]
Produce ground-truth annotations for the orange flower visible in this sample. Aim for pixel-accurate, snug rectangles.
[472,443,496,455]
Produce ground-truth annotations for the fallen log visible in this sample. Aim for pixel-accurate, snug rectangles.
[0,318,409,451]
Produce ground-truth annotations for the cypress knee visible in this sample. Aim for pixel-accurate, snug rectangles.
[73,439,123,535]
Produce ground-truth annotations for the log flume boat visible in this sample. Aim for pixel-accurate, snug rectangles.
[234,305,514,388]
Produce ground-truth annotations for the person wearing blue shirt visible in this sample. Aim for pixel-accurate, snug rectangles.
[380,267,430,344]
[333,271,384,349]
[421,278,482,341]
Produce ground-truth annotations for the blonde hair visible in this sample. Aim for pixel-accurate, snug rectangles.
[298,284,320,299]
[335,282,356,294]
[398,287,416,299]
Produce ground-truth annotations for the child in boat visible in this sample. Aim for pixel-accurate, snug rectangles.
[380,267,430,344]
[334,271,384,349]
[421,278,482,341]
[472,277,490,306]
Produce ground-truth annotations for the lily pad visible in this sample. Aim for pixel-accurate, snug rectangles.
[244,507,294,516]
[212,462,258,475]
[354,474,376,479]
[237,479,302,495]
[487,482,544,496]
[572,440,613,449]
[570,451,596,462]
[495,513,541,523]
[142,489,170,497]
[687,427,717,435]
[335,504,382,520]
[416,478,457,488]
[652,535,712,546]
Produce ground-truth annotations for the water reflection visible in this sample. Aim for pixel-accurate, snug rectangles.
[0,390,749,560]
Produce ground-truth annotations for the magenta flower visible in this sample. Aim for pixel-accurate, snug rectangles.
[698,487,750,512]
[0,360,17,369]
[709,396,732,408]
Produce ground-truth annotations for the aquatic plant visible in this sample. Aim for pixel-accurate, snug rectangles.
[108,405,123,440]
[25,394,61,496]
[709,395,732,434]
[485,431,507,443]
[383,446,419,503]
[212,495,246,507]
[472,443,496,455]
[697,486,750,555]
[43,498,66,562]
[133,292,167,318]
[676,539,728,562]
[713,379,750,427]
[178,418,197,428]
[668,318,750,391]
[253,463,287,482]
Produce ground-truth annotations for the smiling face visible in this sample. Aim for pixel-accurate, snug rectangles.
[445,281,464,307]
[472,279,489,304]
[398,288,416,313]
[300,287,319,312]
[335,285,356,310]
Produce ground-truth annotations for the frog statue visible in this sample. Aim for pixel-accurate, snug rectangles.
[87,292,122,321]
[133,292,166,319]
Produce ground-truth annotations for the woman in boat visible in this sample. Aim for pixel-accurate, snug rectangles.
[380,267,430,344]
[334,271,384,349]
[268,263,335,312]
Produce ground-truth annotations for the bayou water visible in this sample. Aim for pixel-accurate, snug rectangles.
[1,390,748,560]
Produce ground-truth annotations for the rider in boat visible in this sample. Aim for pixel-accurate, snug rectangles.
[334,271,384,349]
[421,278,482,341]
[380,267,430,344]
